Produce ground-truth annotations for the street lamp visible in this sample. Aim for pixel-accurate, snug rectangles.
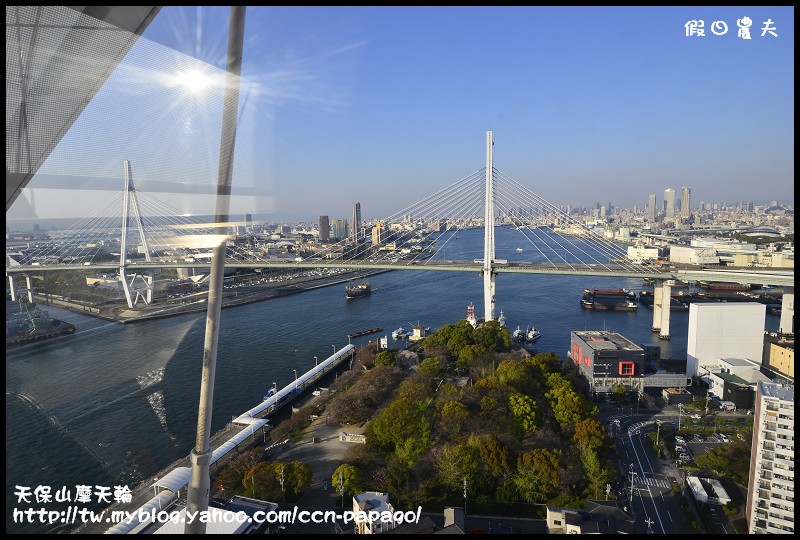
[332,344,336,356]
[293,369,298,392]
[678,403,684,431]
[314,356,318,370]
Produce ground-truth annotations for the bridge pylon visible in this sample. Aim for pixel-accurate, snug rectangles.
[483,130,496,322]
[119,160,154,308]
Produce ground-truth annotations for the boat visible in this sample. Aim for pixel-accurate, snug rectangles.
[512,326,525,341]
[581,288,638,311]
[497,310,507,327]
[392,327,406,340]
[345,282,371,298]
[515,248,524,253]
[526,326,542,342]
[347,327,383,339]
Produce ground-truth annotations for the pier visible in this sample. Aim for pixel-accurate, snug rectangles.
[90,344,356,534]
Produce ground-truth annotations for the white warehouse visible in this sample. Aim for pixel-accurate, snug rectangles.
[669,245,719,266]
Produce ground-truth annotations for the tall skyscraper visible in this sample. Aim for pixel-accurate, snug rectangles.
[746,381,794,534]
[681,187,691,219]
[331,219,348,241]
[318,215,330,241]
[647,194,657,222]
[351,202,361,241]
[663,188,676,218]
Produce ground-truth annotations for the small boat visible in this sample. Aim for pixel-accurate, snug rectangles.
[526,326,542,342]
[515,248,524,253]
[512,326,525,341]
[497,311,507,327]
[392,327,406,340]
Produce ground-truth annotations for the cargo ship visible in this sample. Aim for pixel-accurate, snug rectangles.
[345,282,371,298]
[581,288,638,311]
[7,298,76,346]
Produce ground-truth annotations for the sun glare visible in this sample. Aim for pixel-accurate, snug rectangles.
[174,69,214,94]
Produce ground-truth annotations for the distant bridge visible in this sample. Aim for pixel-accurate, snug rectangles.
[6,132,794,339]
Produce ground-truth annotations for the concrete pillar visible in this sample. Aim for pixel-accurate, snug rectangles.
[779,289,793,335]
[8,274,17,301]
[651,280,663,332]
[659,281,673,340]
[25,274,34,303]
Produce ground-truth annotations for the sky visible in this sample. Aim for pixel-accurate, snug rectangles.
[10,6,795,223]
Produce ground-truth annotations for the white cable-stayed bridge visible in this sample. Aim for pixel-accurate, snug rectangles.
[7,132,794,338]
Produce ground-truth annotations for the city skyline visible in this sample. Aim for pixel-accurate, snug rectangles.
[7,6,794,222]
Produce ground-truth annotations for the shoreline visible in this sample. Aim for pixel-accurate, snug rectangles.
[34,269,391,324]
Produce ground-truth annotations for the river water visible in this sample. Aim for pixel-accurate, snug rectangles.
[5,226,781,532]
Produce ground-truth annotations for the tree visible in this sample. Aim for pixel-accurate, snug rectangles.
[572,418,606,450]
[508,393,537,436]
[612,383,628,403]
[332,463,363,497]
[438,400,470,438]
[370,397,431,466]
[495,360,534,394]
[284,461,313,496]
[513,448,560,503]
[579,446,612,500]
[374,350,396,367]
[243,462,281,500]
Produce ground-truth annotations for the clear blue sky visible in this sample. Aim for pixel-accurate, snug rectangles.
[17,6,795,222]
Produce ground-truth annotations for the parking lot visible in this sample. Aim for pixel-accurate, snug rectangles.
[672,432,733,464]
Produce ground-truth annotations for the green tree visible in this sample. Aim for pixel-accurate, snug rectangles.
[579,446,612,500]
[370,397,431,466]
[284,461,313,495]
[332,463,363,497]
[495,360,534,394]
[419,357,441,375]
[457,344,490,370]
[374,350,396,367]
[508,393,537,436]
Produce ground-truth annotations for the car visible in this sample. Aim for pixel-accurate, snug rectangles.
[679,453,690,461]
[691,414,702,420]
[675,436,686,444]
[693,435,705,443]
[675,445,687,452]
[312,389,322,396]
[718,434,730,443]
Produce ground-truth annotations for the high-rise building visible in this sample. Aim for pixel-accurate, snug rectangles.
[331,219,348,241]
[686,303,766,378]
[351,202,361,241]
[746,381,794,534]
[648,194,657,222]
[663,188,676,218]
[371,222,385,245]
[244,213,252,230]
[318,216,330,241]
[681,187,691,219]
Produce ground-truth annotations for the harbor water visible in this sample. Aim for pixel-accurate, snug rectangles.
[5,226,782,532]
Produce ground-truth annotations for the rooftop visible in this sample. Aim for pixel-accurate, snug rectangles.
[572,330,643,352]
